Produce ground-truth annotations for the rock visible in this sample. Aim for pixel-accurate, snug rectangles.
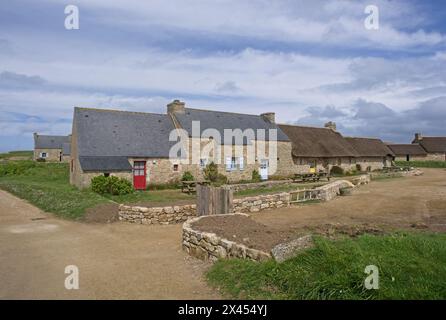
[271,235,313,263]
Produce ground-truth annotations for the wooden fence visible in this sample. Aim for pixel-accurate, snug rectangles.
[289,189,320,204]
[196,185,233,216]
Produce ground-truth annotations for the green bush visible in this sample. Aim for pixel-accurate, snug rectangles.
[147,182,180,190]
[251,169,261,182]
[36,158,46,162]
[91,175,133,195]
[204,162,219,182]
[0,161,37,177]
[181,171,195,181]
[214,173,228,186]
[330,165,344,176]
[395,160,446,168]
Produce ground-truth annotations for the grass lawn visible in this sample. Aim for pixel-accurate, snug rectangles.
[0,150,33,160]
[395,160,446,168]
[0,161,194,219]
[234,183,325,197]
[207,232,446,300]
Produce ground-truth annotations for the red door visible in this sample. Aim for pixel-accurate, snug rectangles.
[133,161,146,190]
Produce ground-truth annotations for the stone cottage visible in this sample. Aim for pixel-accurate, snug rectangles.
[33,133,71,162]
[70,100,294,189]
[387,144,427,162]
[278,123,359,173]
[412,133,446,161]
[344,137,394,171]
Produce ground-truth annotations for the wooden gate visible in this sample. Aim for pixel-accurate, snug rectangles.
[289,189,320,204]
[196,185,233,216]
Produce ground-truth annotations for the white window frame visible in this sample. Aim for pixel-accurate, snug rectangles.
[40,152,47,158]
[239,156,244,171]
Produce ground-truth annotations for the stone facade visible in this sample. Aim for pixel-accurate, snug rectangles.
[226,179,293,193]
[182,214,272,262]
[394,155,428,162]
[34,148,63,162]
[425,153,446,161]
[119,203,196,225]
[290,156,357,174]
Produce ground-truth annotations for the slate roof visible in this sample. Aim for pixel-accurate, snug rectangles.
[414,137,446,153]
[173,108,290,144]
[278,124,359,158]
[34,134,70,149]
[345,137,394,157]
[62,142,71,156]
[74,107,176,171]
[387,144,427,156]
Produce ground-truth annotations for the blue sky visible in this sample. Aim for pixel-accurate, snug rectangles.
[1,0,446,152]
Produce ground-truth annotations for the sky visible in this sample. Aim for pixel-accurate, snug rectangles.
[1,0,446,152]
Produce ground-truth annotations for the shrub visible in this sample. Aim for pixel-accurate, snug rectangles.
[251,169,261,182]
[91,175,110,194]
[181,171,194,181]
[0,161,37,177]
[330,165,344,176]
[36,158,46,162]
[147,181,180,190]
[91,175,133,195]
[214,173,228,186]
[204,162,219,182]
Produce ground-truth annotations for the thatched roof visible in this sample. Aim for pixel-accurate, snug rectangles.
[387,144,427,156]
[278,124,359,158]
[345,137,394,157]
[416,137,446,153]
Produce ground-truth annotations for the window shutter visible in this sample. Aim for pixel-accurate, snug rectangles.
[225,157,232,171]
[239,157,244,171]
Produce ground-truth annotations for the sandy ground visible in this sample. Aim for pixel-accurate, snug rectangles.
[0,190,220,299]
[251,168,446,232]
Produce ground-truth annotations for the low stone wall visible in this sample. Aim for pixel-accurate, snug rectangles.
[350,174,371,186]
[182,214,272,262]
[118,204,196,225]
[227,180,293,193]
[315,180,355,201]
[233,192,290,213]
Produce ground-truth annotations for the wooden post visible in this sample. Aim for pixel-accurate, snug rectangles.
[197,184,233,216]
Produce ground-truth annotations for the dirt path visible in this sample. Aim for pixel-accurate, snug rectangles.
[251,168,446,233]
[0,190,220,299]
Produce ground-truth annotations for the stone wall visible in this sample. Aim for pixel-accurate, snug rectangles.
[315,180,355,201]
[119,203,196,225]
[227,179,293,192]
[233,193,290,213]
[182,214,271,262]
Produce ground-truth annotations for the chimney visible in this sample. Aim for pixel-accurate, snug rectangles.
[167,99,185,114]
[324,121,337,131]
[261,112,275,124]
[414,133,422,142]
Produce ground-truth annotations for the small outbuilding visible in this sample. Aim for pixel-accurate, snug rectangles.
[387,144,427,161]
[33,133,71,162]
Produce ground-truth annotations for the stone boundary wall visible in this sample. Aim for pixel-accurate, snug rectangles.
[227,180,293,193]
[182,214,272,262]
[233,193,290,213]
[118,204,196,225]
[119,174,373,223]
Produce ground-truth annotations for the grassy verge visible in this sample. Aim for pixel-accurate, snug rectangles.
[235,183,324,197]
[371,172,403,181]
[0,150,33,160]
[0,162,108,219]
[395,160,446,168]
[207,232,446,300]
[0,161,194,219]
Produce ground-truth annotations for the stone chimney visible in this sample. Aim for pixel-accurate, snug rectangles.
[324,121,337,131]
[414,133,422,142]
[261,112,275,124]
[167,99,185,114]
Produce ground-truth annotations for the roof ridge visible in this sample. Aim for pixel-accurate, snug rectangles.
[185,107,263,118]
[278,123,331,130]
[75,106,167,117]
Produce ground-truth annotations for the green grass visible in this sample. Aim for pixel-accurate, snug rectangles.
[0,162,108,219]
[371,172,404,181]
[235,183,324,197]
[207,232,446,300]
[395,160,446,168]
[0,161,194,219]
[0,150,33,160]
[104,189,194,204]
